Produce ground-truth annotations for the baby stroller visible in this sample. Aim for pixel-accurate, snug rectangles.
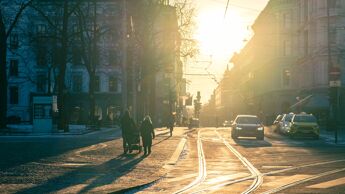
[126,128,142,153]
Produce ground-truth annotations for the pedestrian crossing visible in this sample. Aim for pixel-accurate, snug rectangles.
[263,174,345,192]
[307,177,345,189]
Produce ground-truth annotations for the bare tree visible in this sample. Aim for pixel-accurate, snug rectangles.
[0,0,33,129]
[30,0,82,131]
[128,0,197,122]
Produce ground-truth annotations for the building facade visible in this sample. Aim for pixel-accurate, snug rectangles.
[221,0,345,124]
[5,1,127,125]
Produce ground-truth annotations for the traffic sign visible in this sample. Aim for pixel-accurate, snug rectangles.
[329,80,341,87]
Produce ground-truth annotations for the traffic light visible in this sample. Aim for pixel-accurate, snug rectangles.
[185,95,193,106]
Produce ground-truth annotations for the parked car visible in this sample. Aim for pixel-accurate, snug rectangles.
[273,114,283,132]
[231,115,264,140]
[279,113,294,134]
[223,120,231,127]
[288,114,320,139]
[188,118,199,129]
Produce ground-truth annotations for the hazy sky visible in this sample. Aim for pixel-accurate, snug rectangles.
[186,0,269,103]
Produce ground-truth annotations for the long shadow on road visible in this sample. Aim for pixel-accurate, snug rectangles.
[16,153,146,194]
[233,138,273,148]
[0,129,121,171]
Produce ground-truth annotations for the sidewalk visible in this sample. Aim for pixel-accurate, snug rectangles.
[0,127,189,193]
[0,126,119,138]
[320,127,345,145]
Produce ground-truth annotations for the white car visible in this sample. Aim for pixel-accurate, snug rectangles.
[279,113,294,134]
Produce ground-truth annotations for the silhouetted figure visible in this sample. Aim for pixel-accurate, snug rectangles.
[120,110,136,154]
[140,116,155,155]
[167,113,175,136]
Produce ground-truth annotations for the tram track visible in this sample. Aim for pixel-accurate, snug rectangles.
[173,129,207,194]
[173,128,345,194]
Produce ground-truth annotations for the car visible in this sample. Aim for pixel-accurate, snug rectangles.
[279,113,294,134]
[288,114,320,139]
[223,120,231,127]
[188,118,199,129]
[273,114,283,132]
[231,115,264,140]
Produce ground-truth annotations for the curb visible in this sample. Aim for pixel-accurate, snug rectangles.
[111,178,162,194]
[0,127,117,138]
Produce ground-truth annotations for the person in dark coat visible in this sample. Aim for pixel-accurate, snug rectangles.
[120,110,136,154]
[140,115,155,155]
[167,113,175,136]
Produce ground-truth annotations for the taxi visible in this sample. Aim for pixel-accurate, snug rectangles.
[288,113,320,139]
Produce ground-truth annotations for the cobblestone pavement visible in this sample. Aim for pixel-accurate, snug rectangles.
[0,127,189,193]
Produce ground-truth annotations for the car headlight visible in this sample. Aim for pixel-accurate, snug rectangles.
[257,127,264,131]
[236,127,242,130]
[284,123,288,127]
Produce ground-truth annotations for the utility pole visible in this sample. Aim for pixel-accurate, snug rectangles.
[327,0,341,143]
[122,0,128,112]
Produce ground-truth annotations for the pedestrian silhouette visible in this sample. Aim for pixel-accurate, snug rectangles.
[120,110,136,154]
[167,113,175,136]
[140,115,155,155]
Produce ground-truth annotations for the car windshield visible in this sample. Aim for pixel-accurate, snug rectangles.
[236,116,261,124]
[284,114,293,122]
[293,115,317,123]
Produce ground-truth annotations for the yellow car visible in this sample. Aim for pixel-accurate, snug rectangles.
[288,114,320,139]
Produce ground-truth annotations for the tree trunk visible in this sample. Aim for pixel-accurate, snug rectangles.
[89,69,96,126]
[57,1,69,132]
[0,12,7,129]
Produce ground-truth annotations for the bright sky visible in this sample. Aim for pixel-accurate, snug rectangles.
[186,0,269,103]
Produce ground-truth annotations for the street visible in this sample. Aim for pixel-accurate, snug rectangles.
[1,127,345,193]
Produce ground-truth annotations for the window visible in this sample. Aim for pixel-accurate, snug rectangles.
[109,76,117,92]
[304,30,309,56]
[37,24,47,35]
[72,46,81,65]
[37,47,46,66]
[37,74,47,92]
[9,86,19,104]
[282,69,291,86]
[328,0,337,8]
[10,34,19,49]
[10,59,19,76]
[329,30,337,45]
[283,12,291,29]
[95,76,100,92]
[72,74,83,92]
[283,40,292,56]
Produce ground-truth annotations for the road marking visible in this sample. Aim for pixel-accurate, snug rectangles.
[307,177,345,189]
[262,168,345,194]
[205,173,250,185]
[166,173,198,183]
[266,175,312,187]
[166,138,187,165]
[262,165,292,169]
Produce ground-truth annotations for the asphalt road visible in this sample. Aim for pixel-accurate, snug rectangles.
[1,127,345,193]
[139,127,345,194]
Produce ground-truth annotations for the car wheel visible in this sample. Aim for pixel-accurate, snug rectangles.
[256,136,264,140]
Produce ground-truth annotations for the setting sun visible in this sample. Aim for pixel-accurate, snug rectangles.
[195,9,250,59]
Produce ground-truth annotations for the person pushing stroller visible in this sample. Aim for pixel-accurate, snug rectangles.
[140,115,155,155]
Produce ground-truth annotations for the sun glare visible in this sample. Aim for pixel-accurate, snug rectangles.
[195,9,250,59]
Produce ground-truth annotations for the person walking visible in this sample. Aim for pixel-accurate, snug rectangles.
[120,110,136,154]
[167,113,175,136]
[140,115,155,155]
